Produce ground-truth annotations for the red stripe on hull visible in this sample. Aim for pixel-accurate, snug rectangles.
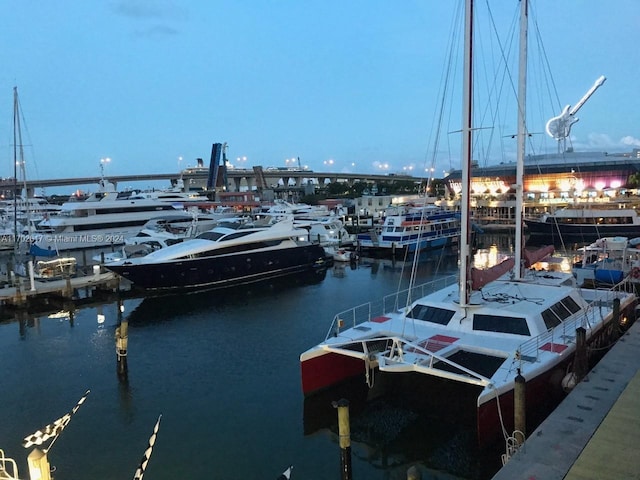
[477,359,568,448]
[300,352,365,395]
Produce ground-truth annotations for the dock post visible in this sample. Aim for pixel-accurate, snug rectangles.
[27,448,52,480]
[332,399,352,480]
[407,465,422,480]
[15,277,23,305]
[514,369,526,446]
[116,322,129,378]
[64,275,73,298]
[28,260,36,291]
[612,298,620,338]
[575,327,588,382]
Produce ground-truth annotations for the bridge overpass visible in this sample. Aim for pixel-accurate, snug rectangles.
[0,169,422,196]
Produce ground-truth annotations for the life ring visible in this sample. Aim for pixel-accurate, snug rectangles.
[631,267,640,279]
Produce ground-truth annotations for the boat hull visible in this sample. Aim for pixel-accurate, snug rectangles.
[525,219,640,244]
[300,350,367,395]
[301,299,637,447]
[107,244,328,291]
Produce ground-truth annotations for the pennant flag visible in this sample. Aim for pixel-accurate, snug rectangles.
[277,465,293,480]
[133,415,162,480]
[23,390,90,448]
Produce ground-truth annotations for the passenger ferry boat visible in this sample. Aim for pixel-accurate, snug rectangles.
[525,206,640,243]
[355,204,460,255]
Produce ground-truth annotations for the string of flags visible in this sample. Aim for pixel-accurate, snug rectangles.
[22,390,91,449]
[21,395,291,479]
[133,414,162,480]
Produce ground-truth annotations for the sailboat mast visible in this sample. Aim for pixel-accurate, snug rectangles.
[12,87,20,251]
[459,0,474,306]
[515,0,528,279]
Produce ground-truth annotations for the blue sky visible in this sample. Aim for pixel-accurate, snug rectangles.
[1,0,638,191]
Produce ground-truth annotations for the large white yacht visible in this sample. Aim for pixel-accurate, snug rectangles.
[106,215,329,291]
[33,189,189,251]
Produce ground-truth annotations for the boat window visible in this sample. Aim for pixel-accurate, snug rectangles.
[473,314,530,336]
[561,296,581,314]
[406,304,455,325]
[541,309,561,329]
[193,240,283,257]
[550,302,572,320]
[541,295,582,330]
[219,231,261,242]
[197,231,228,241]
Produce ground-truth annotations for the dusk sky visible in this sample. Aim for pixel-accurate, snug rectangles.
[1,0,638,193]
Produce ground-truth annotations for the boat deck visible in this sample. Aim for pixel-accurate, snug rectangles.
[491,319,640,480]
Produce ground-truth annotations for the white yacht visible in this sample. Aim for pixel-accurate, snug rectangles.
[33,190,188,250]
[294,217,355,247]
[124,213,219,250]
[106,215,329,291]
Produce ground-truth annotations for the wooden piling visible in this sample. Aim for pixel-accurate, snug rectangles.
[575,327,588,382]
[407,465,422,480]
[27,448,51,480]
[64,275,73,298]
[514,369,526,445]
[332,399,352,480]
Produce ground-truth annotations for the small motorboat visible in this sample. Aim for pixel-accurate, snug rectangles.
[325,246,354,262]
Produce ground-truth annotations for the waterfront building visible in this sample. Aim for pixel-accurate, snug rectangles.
[443,150,640,227]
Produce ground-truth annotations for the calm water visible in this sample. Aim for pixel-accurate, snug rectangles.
[0,244,509,480]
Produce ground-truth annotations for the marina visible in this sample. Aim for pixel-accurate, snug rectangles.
[1,239,637,480]
[1,247,479,480]
[2,1,639,478]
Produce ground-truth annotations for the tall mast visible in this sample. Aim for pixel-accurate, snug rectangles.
[459,0,474,306]
[12,87,21,253]
[514,0,528,278]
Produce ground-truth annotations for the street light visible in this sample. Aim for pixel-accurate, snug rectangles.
[100,157,111,179]
[323,159,334,169]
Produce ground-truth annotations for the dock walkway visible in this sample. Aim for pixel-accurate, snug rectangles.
[0,271,118,305]
[492,320,640,479]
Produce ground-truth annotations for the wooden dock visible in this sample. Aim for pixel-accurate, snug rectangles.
[492,319,640,479]
[0,270,120,307]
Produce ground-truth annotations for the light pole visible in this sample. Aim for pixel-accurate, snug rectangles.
[100,157,111,180]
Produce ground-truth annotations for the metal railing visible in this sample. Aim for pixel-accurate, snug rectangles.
[516,281,632,363]
[325,274,459,339]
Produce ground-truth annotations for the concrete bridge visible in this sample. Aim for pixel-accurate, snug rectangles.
[0,168,421,196]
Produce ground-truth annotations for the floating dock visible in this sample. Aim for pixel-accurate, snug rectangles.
[492,320,640,480]
[0,270,120,307]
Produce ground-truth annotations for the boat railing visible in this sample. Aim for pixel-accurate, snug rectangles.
[326,274,459,339]
[0,449,19,480]
[516,282,633,363]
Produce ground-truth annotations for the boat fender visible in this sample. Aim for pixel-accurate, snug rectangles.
[561,372,578,392]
